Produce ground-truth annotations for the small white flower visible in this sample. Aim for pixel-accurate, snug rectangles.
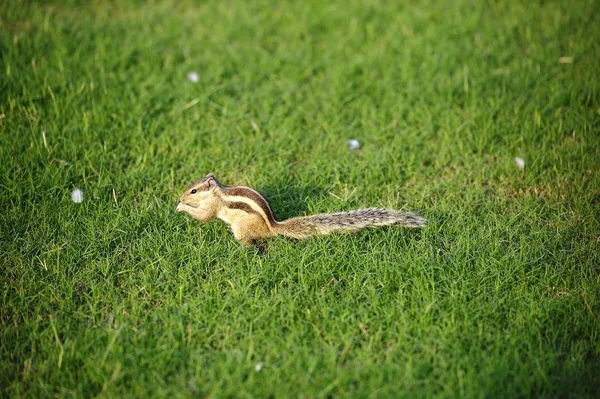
[187,71,199,83]
[254,362,264,372]
[71,188,84,203]
[348,139,361,151]
[515,157,525,170]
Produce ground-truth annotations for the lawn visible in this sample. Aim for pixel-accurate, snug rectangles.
[1,0,599,397]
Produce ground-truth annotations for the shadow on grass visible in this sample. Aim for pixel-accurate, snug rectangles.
[258,179,328,221]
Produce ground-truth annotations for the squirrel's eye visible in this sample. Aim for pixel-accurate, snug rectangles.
[191,189,197,194]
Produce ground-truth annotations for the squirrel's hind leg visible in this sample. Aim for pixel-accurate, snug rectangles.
[235,236,268,254]
[236,235,256,248]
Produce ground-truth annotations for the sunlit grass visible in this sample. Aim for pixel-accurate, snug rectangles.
[1,0,599,397]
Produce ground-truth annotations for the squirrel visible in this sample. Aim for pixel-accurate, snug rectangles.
[176,173,426,247]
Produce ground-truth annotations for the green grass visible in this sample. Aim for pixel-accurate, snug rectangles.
[1,0,599,397]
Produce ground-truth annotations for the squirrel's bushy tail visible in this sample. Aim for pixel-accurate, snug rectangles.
[274,208,426,240]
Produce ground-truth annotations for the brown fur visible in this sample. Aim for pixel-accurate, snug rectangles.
[275,208,426,239]
[176,174,426,247]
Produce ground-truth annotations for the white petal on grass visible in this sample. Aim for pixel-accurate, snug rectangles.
[71,188,84,203]
[187,71,199,83]
[254,362,264,372]
[515,157,525,170]
[348,139,361,151]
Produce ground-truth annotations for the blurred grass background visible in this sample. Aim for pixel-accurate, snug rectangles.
[1,0,599,397]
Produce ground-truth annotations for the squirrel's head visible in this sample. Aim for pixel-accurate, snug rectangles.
[176,173,222,221]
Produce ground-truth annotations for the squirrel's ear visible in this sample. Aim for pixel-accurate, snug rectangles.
[206,174,217,187]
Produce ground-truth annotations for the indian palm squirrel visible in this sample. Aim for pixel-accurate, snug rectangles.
[176,174,426,247]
